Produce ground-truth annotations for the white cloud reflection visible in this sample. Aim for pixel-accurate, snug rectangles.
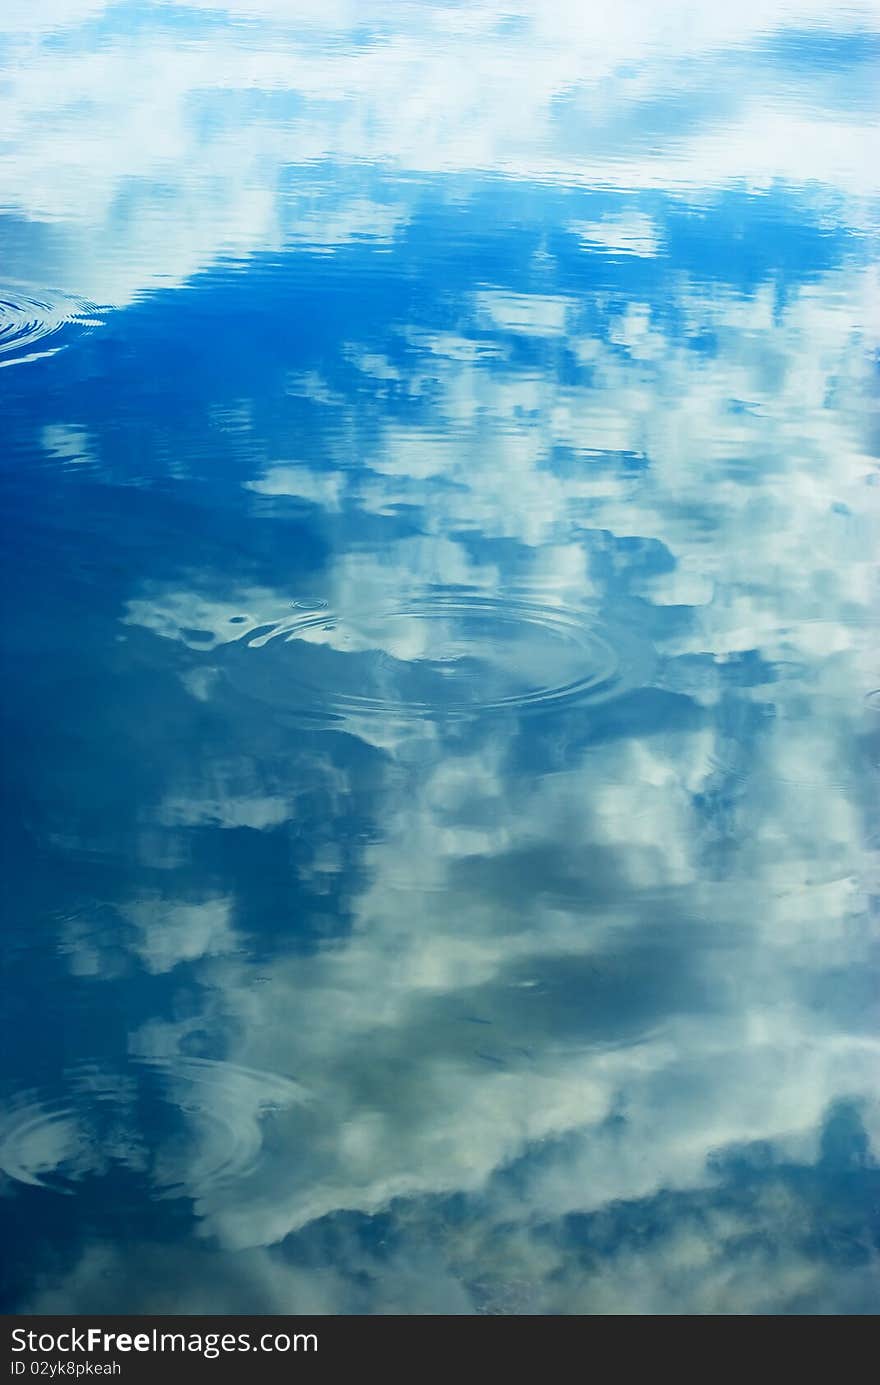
[99,250,880,1309]
[5,0,880,1318]
[1,0,879,303]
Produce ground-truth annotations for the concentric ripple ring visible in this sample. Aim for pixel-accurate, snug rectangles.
[0,1059,310,1198]
[223,593,653,721]
[0,287,103,368]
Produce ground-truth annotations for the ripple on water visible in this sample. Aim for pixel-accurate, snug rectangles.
[0,1059,309,1198]
[140,1056,310,1196]
[0,1093,84,1192]
[0,1067,129,1193]
[222,593,653,722]
[0,287,103,368]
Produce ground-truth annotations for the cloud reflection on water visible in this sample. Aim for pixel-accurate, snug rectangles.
[1,0,879,1315]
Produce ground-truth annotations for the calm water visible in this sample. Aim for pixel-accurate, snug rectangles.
[1,1,879,1316]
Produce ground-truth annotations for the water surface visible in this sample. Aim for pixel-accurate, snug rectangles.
[1,0,880,1314]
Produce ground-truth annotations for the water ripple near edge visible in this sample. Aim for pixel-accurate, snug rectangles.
[0,287,103,368]
[0,1059,310,1198]
[0,1066,135,1194]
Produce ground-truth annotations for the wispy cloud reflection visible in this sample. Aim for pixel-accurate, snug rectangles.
[2,1,880,302]
[96,254,880,1304]
[1,0,879,1317]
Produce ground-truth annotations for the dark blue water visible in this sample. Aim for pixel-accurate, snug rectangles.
[1,1,879,1315]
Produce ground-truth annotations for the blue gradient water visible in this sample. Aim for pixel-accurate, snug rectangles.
[1,1,879,1315]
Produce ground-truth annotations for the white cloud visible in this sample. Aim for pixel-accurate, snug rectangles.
[570,211,662,258]
[474,291,573,338]
[2,1,878,304]
[107,252,880,1276]
[8,0,880,1314]
[122,896,240,973]
[245,464,345,509]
